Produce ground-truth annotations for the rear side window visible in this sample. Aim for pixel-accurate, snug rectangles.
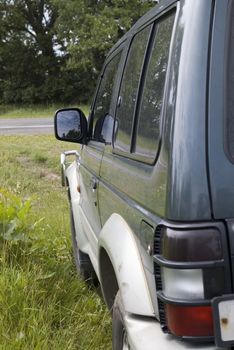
[114,11,175,162]
[135,13,175,162]
[226,2,234,161]
[114,25,152,152]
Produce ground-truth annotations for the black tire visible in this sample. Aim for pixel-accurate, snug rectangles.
[70,208,97,285]
[112,291,130,350]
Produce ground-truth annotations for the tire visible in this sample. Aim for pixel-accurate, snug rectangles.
[70,208,97,285]
[112,291,130,350]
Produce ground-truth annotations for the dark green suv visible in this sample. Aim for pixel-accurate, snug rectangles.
[54,0,234,348]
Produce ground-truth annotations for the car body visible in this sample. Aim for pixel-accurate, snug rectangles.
[54,0,234,348]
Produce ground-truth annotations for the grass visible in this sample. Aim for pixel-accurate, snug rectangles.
[0,135,111,349]
[0,105,90,119]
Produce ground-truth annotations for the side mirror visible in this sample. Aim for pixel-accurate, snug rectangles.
[54,108,88,144]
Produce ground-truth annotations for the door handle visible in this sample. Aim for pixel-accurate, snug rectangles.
[90,177,98,191]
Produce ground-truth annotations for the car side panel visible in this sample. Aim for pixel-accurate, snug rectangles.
[99,145,165,316]
[166,0,213,221]
[208,0,234,219]
[78,142,104,261]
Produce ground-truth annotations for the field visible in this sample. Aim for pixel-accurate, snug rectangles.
[0,135,111,349]
[0,105,90,119]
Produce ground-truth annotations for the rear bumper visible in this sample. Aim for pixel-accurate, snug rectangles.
[125,315,226,350]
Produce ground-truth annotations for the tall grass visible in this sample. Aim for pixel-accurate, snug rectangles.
[0,135,111,349]
[0,105,90,119]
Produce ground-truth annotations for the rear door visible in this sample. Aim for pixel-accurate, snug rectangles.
[79,47,124,257]
[99,8,176,239]
[98,8,177,315]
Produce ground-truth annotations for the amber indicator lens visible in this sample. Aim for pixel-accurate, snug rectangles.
[161,227,222,262]
[165,304,214,337]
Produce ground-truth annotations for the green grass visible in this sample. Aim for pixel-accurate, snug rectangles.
[0,105,90,119]
[0,135,111,349]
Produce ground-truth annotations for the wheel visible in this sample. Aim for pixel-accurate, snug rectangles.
[112,291,130,350]
[70,208,97,285]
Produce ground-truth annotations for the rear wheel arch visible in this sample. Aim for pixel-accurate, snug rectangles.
[98,214,154,317]
[99,247,119,311]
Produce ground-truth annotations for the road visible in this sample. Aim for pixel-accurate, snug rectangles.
[0,118,54,135]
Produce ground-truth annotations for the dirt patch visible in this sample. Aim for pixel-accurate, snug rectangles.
[17,156,60,182]
[39,170,60,181]
[16,156,31,165]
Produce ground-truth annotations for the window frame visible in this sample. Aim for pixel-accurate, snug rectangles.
[87,43,126,144]
[113,23,154,154]
[113,5,178,165]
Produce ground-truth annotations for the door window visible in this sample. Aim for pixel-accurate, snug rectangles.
[92,52,122,143]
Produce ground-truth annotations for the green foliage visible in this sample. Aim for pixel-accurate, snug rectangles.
[0,188,33,242]
[0,0,155,105]
[0,135,111,348]
[0,0,65,104]
[33,153,48,164]
[55,0,155,100]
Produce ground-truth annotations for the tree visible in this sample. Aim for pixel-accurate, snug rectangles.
[54,0,156,102]
[0,0,156,105]
[0,0,66,104]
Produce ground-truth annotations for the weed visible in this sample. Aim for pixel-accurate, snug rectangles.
[0,188,34,242]
[33,153,48,164]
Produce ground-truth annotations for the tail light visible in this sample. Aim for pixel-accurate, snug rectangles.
[165,304,214,337]
[154,225,230,341]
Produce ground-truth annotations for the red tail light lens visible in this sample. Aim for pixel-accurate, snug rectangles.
[165,304,214,337]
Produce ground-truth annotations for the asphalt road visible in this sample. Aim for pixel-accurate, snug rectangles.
[0,118,54,135]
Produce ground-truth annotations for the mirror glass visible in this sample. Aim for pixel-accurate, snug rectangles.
[56,110,82,141]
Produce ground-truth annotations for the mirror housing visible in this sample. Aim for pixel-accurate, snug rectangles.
[54,108,88,144]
